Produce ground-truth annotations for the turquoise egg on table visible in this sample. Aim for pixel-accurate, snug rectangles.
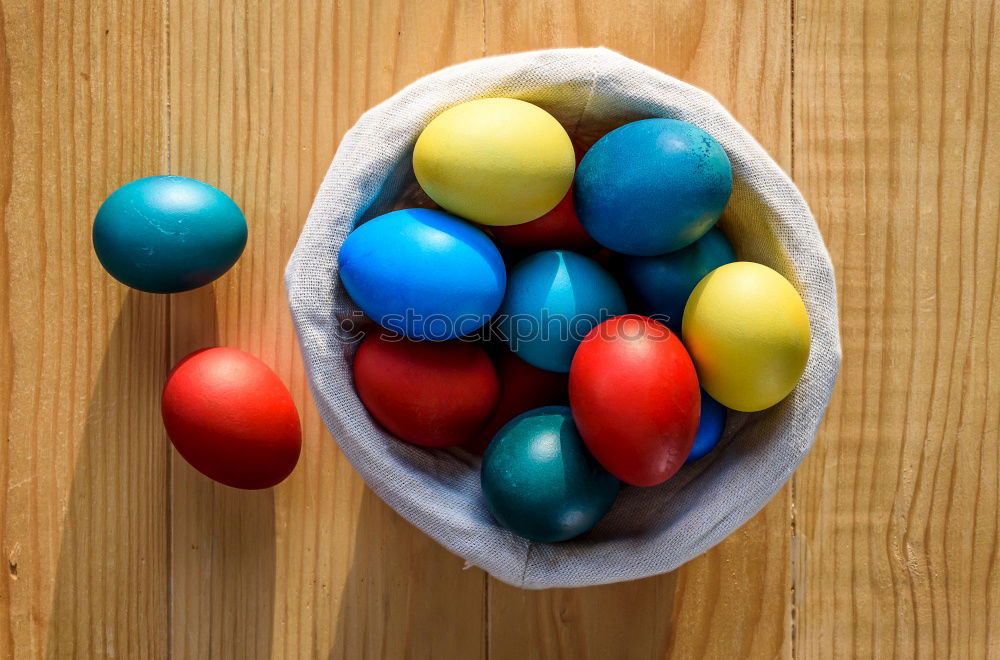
[481,406,620,543]
[619,227,736,331]
[575,119,733,256]
[92,176,248,293]
[685,389,728,463]
[497,250,626,372]
[339,208,506,341]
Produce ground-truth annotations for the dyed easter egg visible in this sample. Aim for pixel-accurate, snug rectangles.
[569,315,700,486]
[686,390,727,463]
[481,406,620,542]
[466,350,569,454]
[162,347,301,490]
[353,331,500,447]
[93,176,247,293]
[619,227,736,331]
[488,187,597,251]
[339,208,506,340]
[497,250,627,372]
[683,262,811,412]
[575,119,732,256]
[413,98,575,226]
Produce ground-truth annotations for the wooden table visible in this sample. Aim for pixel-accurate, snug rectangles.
[1,0,997,657]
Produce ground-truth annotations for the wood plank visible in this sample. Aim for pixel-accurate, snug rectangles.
[484,2,793,658]
[793,0,1000,656]
[0,0,170,657]
[165,1,487,657]
[6,1,1000,656]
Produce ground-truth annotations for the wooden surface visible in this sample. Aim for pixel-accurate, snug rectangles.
[0,0,997,658]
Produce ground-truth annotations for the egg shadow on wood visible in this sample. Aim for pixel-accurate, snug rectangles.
[168,285,277,659]
[328,486,486,659]
[46,290,171,657]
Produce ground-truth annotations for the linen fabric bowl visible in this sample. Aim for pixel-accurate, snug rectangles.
[285,48,841,589]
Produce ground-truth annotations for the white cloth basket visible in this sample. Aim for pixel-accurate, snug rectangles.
[285,47,841,589]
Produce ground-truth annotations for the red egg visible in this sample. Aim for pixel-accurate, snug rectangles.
[465,349,569,454]
[489,187,597,251]
[162,347,302,490]
[353,332,500,447]
[569,315,700,486]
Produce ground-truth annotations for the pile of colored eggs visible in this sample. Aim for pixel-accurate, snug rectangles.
[93,176,302,490]
[342,98,811,542]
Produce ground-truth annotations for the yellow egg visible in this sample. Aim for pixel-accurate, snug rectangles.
[682,262,811,412]
[413,98,575,226]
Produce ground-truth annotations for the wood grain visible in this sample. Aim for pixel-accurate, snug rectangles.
[484,2,793,657]
[793,0,1000,657]
[0,0,170,658]
[166,1,486,658]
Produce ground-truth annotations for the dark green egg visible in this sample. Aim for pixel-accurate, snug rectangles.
[481,406,620,542]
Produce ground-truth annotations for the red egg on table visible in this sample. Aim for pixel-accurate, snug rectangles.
[465,349,569,454]
[162,347,302,490]
[569,314,700,487]
[353,331,500,448]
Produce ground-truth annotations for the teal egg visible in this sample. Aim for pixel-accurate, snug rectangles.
[481,406,620,542]
[575,119,732,255]
[92,176,248,293]
[619,227,736,332]
[497,250,627,372]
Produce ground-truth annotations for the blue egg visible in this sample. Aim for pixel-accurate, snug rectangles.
[92,176,248,293]
[686,390,728,463]
[620,227,736,332]
[339,208,506,340]
[575,119,733,256]
[482,406,620,542]
[497,250,626,372]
